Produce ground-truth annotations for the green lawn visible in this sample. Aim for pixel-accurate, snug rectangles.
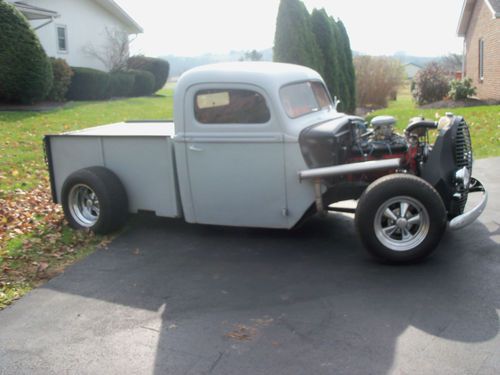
[369,88,500,159]
[0,89,173,309]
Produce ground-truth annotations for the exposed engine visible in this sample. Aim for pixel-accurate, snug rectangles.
[299,113,474,217]
[350,116,409,162]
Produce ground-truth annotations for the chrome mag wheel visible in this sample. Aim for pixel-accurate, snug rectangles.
[68,184,100,227]
[374,196,430,252]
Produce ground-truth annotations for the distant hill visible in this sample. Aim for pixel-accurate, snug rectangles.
[162,49,273,79]
[161,49,439,80]
[353,51,438,67]
[391,53,437,67]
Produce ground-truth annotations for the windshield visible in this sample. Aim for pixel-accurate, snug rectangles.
[280,81,333,119]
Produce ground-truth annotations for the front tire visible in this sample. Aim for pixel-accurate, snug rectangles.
[355,174,447,263]
[62,167,128,234]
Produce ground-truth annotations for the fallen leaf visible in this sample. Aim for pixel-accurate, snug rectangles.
[224,324,257,342]
[37,262,49,273]
[133,248,140,256]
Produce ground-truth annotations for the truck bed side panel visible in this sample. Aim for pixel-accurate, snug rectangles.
[48,135,180,218]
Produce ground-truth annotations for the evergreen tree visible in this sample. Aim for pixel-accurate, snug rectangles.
[329,16,350,112]
[273,0,356,113]
[311,9,340,99]
[274,0,324,75]
[0,1,52,103]
[337,20,356,113]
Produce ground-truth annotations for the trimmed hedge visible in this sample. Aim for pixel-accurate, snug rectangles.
[47,58,73,102]
[67,67,111,100]
[108,71,135,98]
[66,67,156,101]
[128,69,155,97]
[128,56,170,92]
[0,1,53,103]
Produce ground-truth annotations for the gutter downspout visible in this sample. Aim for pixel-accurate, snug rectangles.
[462,39,466,78]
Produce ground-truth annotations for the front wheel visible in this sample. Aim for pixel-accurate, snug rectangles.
[355,174,447,263]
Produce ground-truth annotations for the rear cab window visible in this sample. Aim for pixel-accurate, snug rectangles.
[280,81,333,119]
[194,89,271,124]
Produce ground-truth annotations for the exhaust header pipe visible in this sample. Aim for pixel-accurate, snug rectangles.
[299,158,401,180]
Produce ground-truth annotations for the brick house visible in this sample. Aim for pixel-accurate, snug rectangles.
[457,0,500,100]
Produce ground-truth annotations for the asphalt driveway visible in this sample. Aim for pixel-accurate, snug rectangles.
[0,158,499,375]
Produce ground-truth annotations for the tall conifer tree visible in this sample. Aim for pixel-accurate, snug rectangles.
[311,9,340,99]
[329,16,350,112]
[337,20,356,112]
[274,0,324,75]
[274,0,356,113]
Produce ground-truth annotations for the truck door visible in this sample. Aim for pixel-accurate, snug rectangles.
[182,84,288,228]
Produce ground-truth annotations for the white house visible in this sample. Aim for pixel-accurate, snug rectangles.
[404,63,422,80]
[7,0,143,71]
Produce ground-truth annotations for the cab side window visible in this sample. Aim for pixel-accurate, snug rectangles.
[194,89,270,124]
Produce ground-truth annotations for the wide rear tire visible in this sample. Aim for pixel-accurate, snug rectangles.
[355,174,447,264]
[62,167,128,234]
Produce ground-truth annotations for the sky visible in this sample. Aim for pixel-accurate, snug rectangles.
[117,0,465,58]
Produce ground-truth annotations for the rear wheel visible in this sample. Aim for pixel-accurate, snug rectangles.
[62,167,128,234]
[355,174,447,263]
[68,184,101,228]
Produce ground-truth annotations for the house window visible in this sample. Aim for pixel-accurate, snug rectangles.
[57,25,67,52]
[479,39,484,81]
[194,89,271,124]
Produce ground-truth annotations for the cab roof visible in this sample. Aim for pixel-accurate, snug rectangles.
[176,62,323,93]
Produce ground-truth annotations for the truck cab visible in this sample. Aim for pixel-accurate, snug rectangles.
[173,62,332,229]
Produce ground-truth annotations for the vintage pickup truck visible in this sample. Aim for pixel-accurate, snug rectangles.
[44,62,488,263]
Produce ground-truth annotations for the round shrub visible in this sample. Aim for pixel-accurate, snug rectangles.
[449,78,476,101]
[47,58,73,102]
[127,56,170,92]
[108,71,135,97]
[129,70,155,97]
[412,62,450,105]
[0,1,53,103]
[67,67,111,100]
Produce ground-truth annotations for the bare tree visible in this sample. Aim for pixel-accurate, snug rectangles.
[354,55,404,108]
[83,28,130,72]
[440,53,463,77]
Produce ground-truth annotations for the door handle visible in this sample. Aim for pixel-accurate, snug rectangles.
[189,145,203,152]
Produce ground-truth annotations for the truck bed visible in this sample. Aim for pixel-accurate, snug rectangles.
[45,121,181,218]
[64,121,175,137]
